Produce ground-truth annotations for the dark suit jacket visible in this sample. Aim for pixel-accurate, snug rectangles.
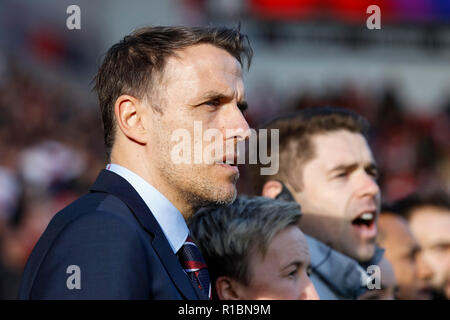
[18,169,207,300]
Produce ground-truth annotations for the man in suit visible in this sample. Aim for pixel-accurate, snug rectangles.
[18,26,252,299]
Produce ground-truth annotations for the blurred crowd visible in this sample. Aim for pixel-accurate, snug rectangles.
[240,82,450,201]
[0,54,105,298]
[0,49,449,299]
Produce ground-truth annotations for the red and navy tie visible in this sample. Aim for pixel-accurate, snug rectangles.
[177,236,212,300]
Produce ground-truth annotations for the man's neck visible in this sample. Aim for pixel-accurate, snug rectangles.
[110,154,194,220]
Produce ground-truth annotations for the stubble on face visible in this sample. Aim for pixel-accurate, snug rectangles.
[145,44,245,216]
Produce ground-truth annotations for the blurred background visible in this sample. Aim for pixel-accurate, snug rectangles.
[0,0,449,299]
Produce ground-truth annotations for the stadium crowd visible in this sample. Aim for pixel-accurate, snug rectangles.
[0,27,449,299]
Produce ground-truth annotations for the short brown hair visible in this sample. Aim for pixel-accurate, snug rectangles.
[188,196,302,297]
[390,191,450,220]
[249,107,370,194]
[94,25,253,158]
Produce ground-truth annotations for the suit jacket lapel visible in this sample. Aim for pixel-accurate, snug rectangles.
[90,169,204,300]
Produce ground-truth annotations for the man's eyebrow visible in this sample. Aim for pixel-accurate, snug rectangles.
[430,241,450,250]
[198,89,244,102]
[196,90,248,109]
[197,91,230,101]
[328,162,378,174]
[281,252,310,271]
[328,163,358,174]
[281,261,303,271]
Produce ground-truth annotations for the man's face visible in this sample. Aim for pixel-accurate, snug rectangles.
[240,225,319,300]
[143,44,249,215]
[378,213,433,300]
[294,130,381,263]
[409,206,450,298]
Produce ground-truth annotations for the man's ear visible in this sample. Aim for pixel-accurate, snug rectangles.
[114,94,147,145]
[215,276,245,300]
[262,180,283,199]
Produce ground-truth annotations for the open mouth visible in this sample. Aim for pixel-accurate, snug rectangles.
[351,211,377,239]
[351,212,375,227]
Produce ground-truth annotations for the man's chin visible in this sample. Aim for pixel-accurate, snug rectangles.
[358,248,376,263]
[346,242,376,263]
[193,183,237,208]
[212,185,237,206]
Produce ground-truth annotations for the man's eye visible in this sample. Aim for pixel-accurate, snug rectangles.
[306,266,313,277]
[367,170,379,180]
[335,172,347,178]
[237,102,248,112]
[204,99,220,107]
[287,269,298,279]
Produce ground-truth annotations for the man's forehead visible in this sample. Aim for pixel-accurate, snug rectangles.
[162,44,244,98]
[411,206,450,221]
[298,235,311,261]
[273,227,310,263]
[411,209,450,243]
[381,215,417,246]
[166,44,242,77]
[311,130,375,167]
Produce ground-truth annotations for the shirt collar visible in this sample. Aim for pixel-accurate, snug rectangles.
[106,163,188,253]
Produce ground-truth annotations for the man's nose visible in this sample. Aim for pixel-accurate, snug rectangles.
[416,251,434,281]
[300,277,320,300]
[224,103,250,142]
[357,171,381,200]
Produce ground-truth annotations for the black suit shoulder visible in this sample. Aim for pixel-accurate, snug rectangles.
[18,192,177,299]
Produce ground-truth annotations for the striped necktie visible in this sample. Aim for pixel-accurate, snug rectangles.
[177,236,211,299]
